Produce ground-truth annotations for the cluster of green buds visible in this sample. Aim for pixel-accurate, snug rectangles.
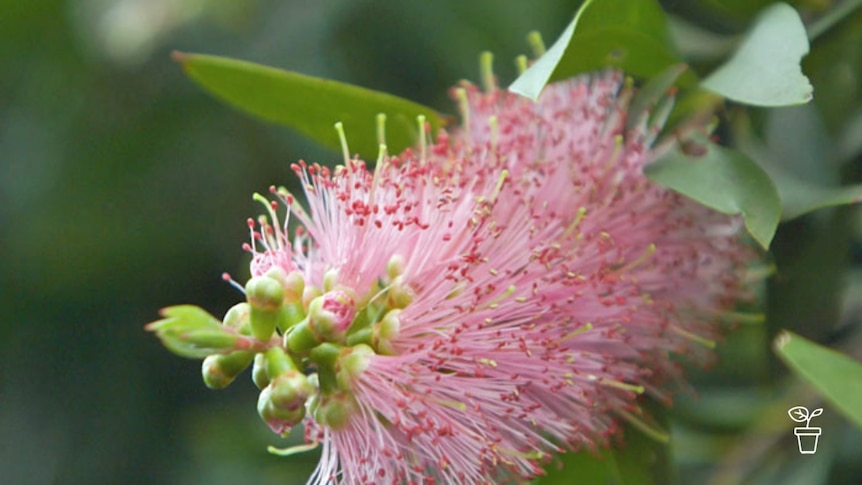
[146,256,413,436]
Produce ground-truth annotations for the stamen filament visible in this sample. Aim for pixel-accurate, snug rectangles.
[267,441,321,457]
[616,409,670,443]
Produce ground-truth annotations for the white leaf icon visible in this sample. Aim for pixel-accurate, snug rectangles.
[788,406,809,423]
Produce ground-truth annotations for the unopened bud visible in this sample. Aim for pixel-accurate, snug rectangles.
[283,271,306,300]
[258,385,306,436]
[386,254,406,280]
[302,285,322,312]
[308,291,356,343]
[387,276,414,309]
[269,371,314,411]
[262,345,296,378]
[335,344,374,391]
[323,268,339,292]
[246,276,286,340]
[222,303,251,335]
[372,309,401,355]
[202,351,254,389]
[311,391,357,430]
[252,353,270,389]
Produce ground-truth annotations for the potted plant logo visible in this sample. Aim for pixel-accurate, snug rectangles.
[787,406,823,454]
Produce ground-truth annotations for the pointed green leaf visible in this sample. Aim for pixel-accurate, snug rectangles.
[702,3,813,107]
[645,140,780,249]
[174,52,447,159]
[774,331,862,428]
[510,0,693,100]
[146,305,240,359]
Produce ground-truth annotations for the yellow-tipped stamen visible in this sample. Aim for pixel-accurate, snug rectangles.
[559,322,593,342]
[564,207,587,236]
[515,55,528,75]
[526,31,546,58]
[616,243,657,273]
[484,285,516,310]
[455,87,470,141]
[368,144,388,207]
[616,409,671,443]
[478,358,497,367]
[490,169,509,204]
[436,399,468,412]
[480,51,496,93]
[334,122,350,168]
[599,378,645,394]
[417,115,427,166]
[376,113,387,147]
[267,441,321,457]
[607,134,624,169]
[671,325,716,349]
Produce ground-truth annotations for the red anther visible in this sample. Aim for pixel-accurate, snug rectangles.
[269,185,277,193]
[247,218,255,228]
[221,272,231,281]
[270,201,279,210]
[242,243,252,251]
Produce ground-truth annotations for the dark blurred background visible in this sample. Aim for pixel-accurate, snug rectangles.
[2,1,861,484]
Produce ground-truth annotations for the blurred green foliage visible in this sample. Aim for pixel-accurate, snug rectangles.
[2,1,861,484]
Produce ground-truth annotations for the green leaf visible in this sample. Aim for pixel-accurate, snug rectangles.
[173,52,447,159]
[509,0,692,100]
[732,106,862,220]
[645,140,780,249]
[146,305,240,359]
[702,3,813,107]
[774,331,862,429]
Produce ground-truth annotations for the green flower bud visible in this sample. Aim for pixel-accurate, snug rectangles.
[323,268,339,292]
[201,351,254,389]
[307,291,356,343]
[386,254,406,281]
[246,276,286,340]
[278,271,307,333]
[286,320,319,354]
[283,271,306,300]
[252,353,270,389]
[269,371,314,411]
[257,385,307,436]
[311,391,357,430]
[372,309,401,355]
[302,285,322,312]
[263,345,296,378]
[335,344,374,391]
[222,302,251,335]
[387,276,414,309]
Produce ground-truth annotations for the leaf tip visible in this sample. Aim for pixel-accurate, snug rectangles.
[171,50,191,65]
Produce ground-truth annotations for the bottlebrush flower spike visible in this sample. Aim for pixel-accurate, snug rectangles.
[148,71,758,484]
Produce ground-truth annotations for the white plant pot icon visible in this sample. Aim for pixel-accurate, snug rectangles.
[788,406,823,454]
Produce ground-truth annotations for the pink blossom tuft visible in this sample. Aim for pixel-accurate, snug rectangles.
[243,73,757,484]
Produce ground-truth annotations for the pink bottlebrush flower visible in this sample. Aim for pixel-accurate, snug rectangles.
[230,72,756,484]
